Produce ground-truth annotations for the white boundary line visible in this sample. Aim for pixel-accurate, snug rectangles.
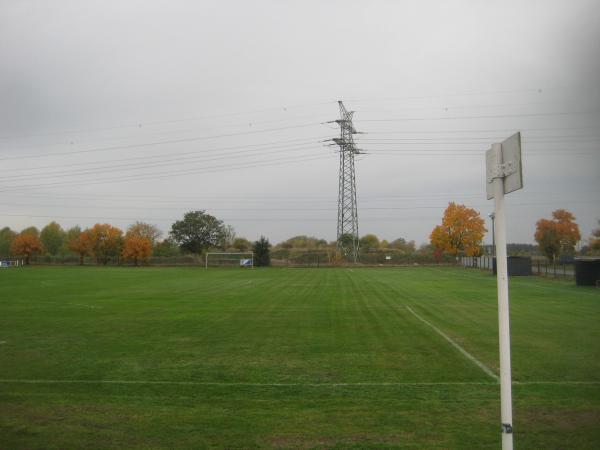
[513,381,600,386]
[0,379,493,387]
[0,379,597,387]
[405,306,500,382]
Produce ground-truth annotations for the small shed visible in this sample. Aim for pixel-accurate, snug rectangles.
[575,257,600,286]
[493,256,532,276]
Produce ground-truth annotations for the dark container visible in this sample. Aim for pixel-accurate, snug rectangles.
[493,256,532,276]
[575,258,600,286]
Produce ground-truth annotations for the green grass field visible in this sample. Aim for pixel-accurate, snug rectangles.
[1,266,599,449]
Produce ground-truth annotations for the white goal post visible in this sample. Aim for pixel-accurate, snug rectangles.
[0,260,24,268]
[205,252,254,269]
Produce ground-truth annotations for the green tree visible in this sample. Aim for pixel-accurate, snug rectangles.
[40,221,65,256]
[390,238,416,254]
[253,236,271,267]
[62,226,82,255]
[153,238,182,257]
[315,239,328,248]
[0,227,17,257]
[359,234,380,251]
[88,223,123,265]
[21,226,40,237]
[170,211,226,256]
[233,237,252,252]
[277,235,328,250]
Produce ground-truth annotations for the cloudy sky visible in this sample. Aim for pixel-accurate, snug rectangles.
[1,0,599,246]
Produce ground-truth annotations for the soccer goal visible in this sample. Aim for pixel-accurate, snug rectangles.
[0,260,24,268]
[205,252,254,269]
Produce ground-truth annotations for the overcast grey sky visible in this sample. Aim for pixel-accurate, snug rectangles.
[1,0,599,246]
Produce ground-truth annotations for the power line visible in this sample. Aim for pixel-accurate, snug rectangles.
[0,152,338,193]
[1,212,446,223]
[1,108,335,152]
[1,141,325,182]
[5,136,329,173]
[364,125,600,135]
[344,87,546,103]
[0,122,324,161]
[358,110,599,122]
[3,199,596,212]
[0,86,562,141]
[0,101,337,141]
[357,99,592,114]
[367,151,598,158]
[356,135,600,142]
[6,188,599,203]
[5,209,597,225]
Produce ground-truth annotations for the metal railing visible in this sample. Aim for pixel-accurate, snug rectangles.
[461,256,575,279]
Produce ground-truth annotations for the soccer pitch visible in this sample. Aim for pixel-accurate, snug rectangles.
[1,267,599,449]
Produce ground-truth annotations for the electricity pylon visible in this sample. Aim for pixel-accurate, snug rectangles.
[329,101,362,263]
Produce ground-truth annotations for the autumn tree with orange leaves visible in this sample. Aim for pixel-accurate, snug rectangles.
[88,224,123,265]
[126,221,161,244]
[590,220,600,253]
[534,209,581,262]
[122,233,153,266]
[10,233,44,264]
[430,202,487,256]
[68,229,92,265]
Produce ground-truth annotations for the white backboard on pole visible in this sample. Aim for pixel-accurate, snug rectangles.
[486,132,523,200]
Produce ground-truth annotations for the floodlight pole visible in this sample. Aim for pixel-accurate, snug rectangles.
[491,142,514,450]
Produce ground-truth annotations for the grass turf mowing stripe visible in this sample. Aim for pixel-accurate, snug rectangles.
[2,267,599,450]
[406,306,500,382]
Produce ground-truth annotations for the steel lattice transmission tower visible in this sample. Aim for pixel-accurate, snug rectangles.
[330,101,362,263]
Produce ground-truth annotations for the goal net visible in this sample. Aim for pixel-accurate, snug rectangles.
[0,260,24,268]
[205,252,254,268]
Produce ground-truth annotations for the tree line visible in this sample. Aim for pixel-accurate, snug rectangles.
[427,202,599,261]
[0,211,271,266]
[1,206,598,265]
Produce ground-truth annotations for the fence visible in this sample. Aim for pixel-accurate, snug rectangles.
[21,251,455,268]
[461,256,575,280]
[461,256,495,270]
[24,254,202,266]
[271,249,456,267]
[531,261,575,280]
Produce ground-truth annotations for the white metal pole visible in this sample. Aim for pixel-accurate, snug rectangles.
[492,143,514,450]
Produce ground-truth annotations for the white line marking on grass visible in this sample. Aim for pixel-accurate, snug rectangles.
[0,379,597,387]
[0,379,496,387]
[405,306,499,382]
[513,381,600,386]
